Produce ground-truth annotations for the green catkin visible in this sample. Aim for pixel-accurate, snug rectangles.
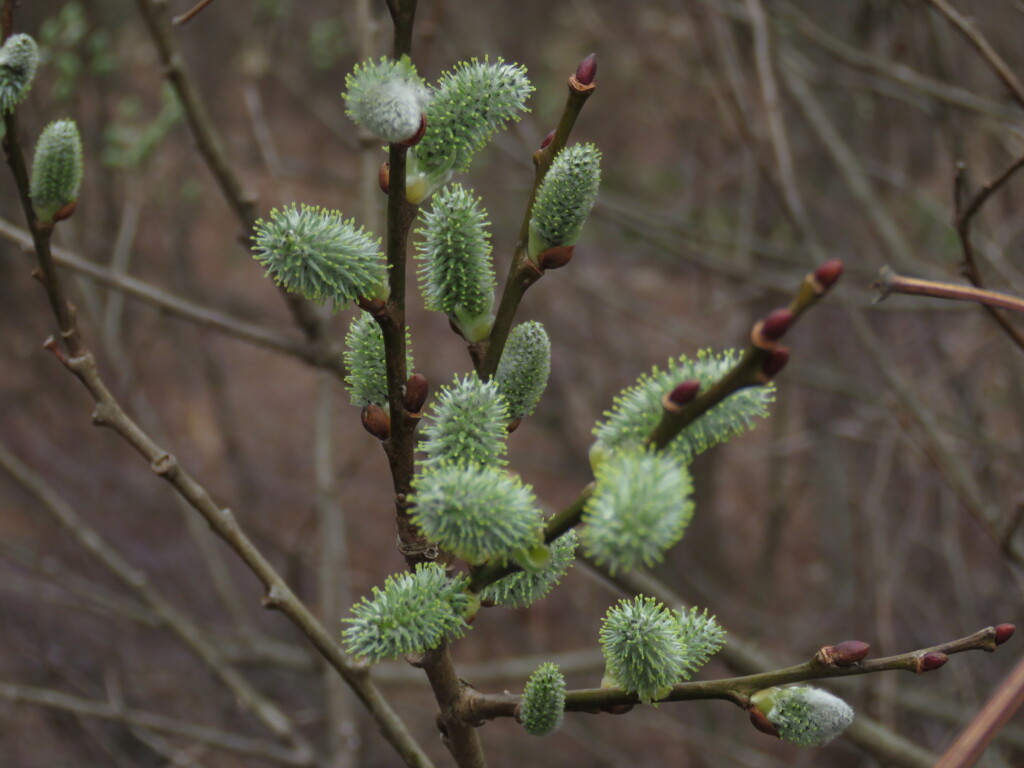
[600,596,686,705]
[30,119,84,222]
[0,33,39,114]
[343,314,414,408]
[343,55,429,143]
[520,663,566,736]
[419,373,509,469]
[581,449,694,574]
[528,143,601,260]
[416,184,496,341]
[479,530,576,608]
[251,204,388,306]
[590,348,775,469]
[410,463,543,565]
[751,686,855,746]
[341,564,471,662]
[494,321,551,419]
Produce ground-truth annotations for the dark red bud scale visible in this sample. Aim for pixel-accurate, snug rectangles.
[506,417,523,434]
[575,53,597,85]
[356,295,387,315]
[818,640,870,667]
[917,652,948,673]
[398,113,428,147]
[378,162,390,195]
[748,707,780,738]
[664,379,700,412]
[994,624,1015,645]
[602,703,634,716]
[813,259,844,292]
[404,373,429,415]
[361,404,391,441]
[53,201,78,222]
[760,309,794,342]
[540,130,556,150]
[760,348,790,380]
[537,245,575,271]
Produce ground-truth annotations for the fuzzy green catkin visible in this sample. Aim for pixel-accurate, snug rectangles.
[677,607,726,679]
[30,119,84,222]
[412,58,532,182]
[600,596,686,705]
[581,450,693,575]
[416,184,495,341]
[411,463,543,565]
[528,143,601,260]
[495,321,551,419]
[419,373,509,468]
[590,348,775,469]
[479,530,576,608]
[751,686,855,747]
[0,33,39,114]
[251,204,388,306]
[341,563,471,662]
[343,55,429,143]
[520,663,566,736]
[343,314,414,408]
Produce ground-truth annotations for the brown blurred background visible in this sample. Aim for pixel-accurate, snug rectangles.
[1,1,1022,766]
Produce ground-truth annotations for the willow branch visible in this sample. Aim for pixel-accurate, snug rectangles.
[874,268,1024,315]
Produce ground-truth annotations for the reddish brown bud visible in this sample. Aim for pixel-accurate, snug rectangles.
[760,348,790,380]
[404,373,429,415]
[818,640,870,667]
[540,129,556,149]
[813,259,844,291]
[994,624,1016,645]
[356,296,387,315]
[748,707,780,738]
[760,309,794,342]
[448,316,466,340]
[398,113,427,147]
[663,379,700,412]
[506,417,523,434]
[917,652,948,673]
[575,53,597,85]
[53,201,78,222]
[361,404,390,441]
[601,703,634,715]
[378,162,390,195]
[537,245,574,270]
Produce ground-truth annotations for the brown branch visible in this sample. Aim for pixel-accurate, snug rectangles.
[464,625,1013,720]
[874,267,1024,315]
[172,0,216,26]
[933,654,1024,768]
[0,681,312,767]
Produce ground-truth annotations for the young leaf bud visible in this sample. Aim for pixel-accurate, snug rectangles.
[754,308,794,346]
[813,259,844,292]
[750,686,854,747]
[479,530,576,609]
[404,373,429,415]
[342,563,471,662]
[582,450,694,575]
[361,404,390,441]
[917,652,948,673]
[519,663,566,736]
[30,120,84,223]
[413,58,533,180]
[252,204,388,305]
[592,349,775,467]
[0,33,39,114]
[494,321,551,420]
[343,56,430,143]
[416,184,496,341]
[817,640,870,667]
[528,143,601,263]
[410,463,543,565]
[419,373,509,468]
[574,53,597,86]
[600,597,687,704]
[994,624,1016,645]
[760,347,790,381]
[343,314,414,409]
[662,379,701,413]
[540,129,556,149]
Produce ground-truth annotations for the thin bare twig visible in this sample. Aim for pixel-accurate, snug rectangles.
[874,268,1024,315]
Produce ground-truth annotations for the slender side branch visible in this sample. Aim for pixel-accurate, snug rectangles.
[475,71,596,379]
[874,268,1024,315]
[463,625,1014,721]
